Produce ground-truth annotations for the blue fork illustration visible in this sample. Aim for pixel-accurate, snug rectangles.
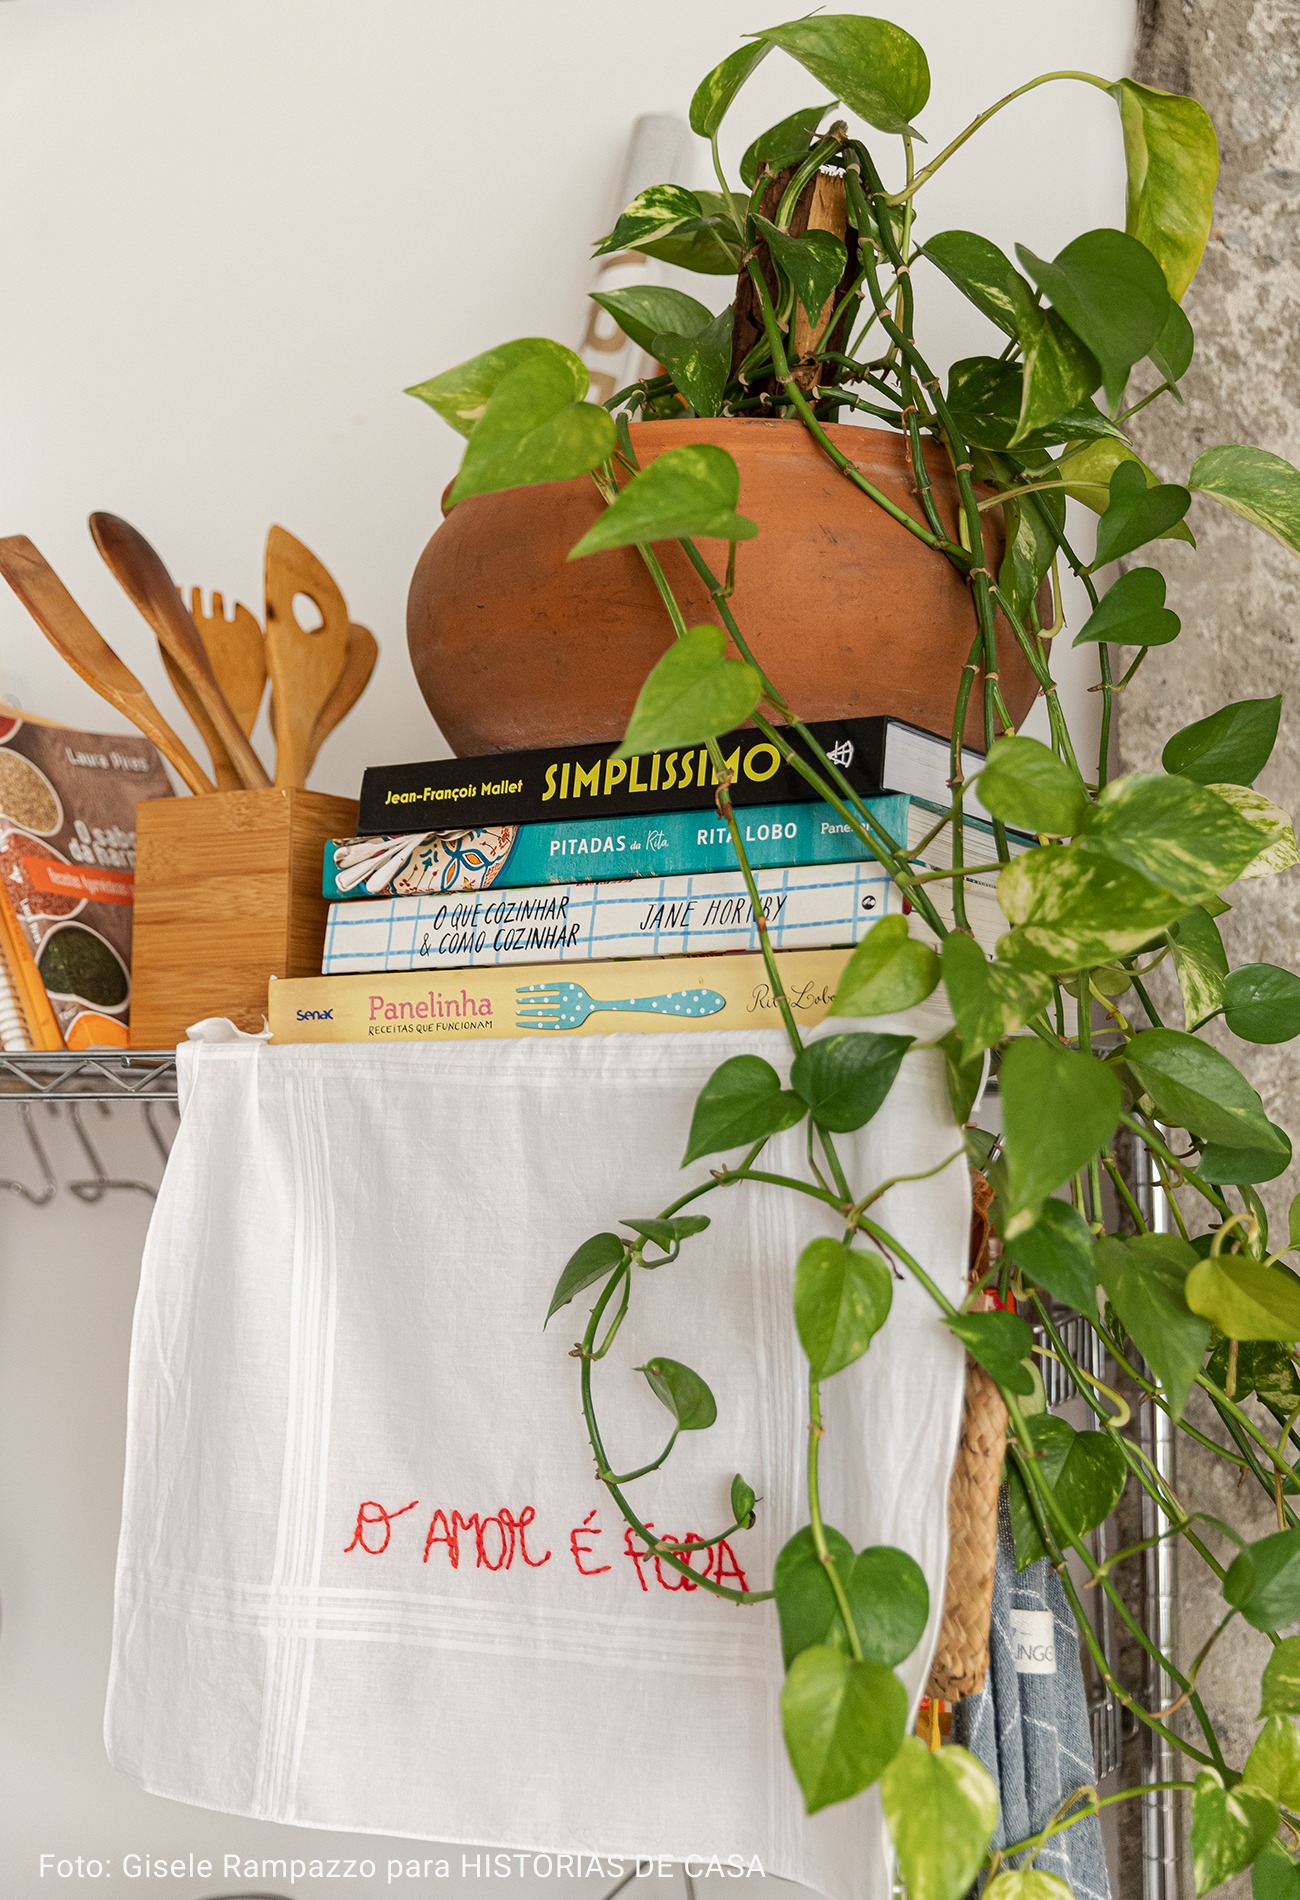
[515,980,727,1031]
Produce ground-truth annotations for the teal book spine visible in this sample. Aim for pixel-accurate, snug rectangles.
[325,796,916,900]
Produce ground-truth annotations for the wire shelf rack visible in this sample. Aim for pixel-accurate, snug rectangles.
[0,1050,179,1103]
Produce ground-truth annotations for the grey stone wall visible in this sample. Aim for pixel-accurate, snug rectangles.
[1117,3,1300,1893]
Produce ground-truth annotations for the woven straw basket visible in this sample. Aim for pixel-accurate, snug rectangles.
[925,1173,1008,1703]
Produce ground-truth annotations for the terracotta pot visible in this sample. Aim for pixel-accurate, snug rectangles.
[407,417,1037,757]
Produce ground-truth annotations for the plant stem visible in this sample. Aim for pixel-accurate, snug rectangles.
[883,71,1112,204]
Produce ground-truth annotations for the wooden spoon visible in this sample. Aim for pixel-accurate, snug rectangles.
[269,620,378,776]
[306,621,377,771]
[0,535,214,795]
[89,513,271,791]
[264,526,351,790]
[169,590,267,791]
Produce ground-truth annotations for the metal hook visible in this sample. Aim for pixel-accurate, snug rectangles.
[142,1099,178,1170]
[65,1101,155,1202]
[0,1102,58,1205]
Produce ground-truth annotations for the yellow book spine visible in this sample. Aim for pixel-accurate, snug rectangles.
[269,947,857,1045]
[0,892,64,1050]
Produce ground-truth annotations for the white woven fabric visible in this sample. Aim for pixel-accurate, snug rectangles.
[105,1024,968,1900]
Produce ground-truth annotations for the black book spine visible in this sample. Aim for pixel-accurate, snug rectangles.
[357,720,890,835]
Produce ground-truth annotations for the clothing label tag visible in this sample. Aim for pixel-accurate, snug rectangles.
[1010,1607,1056,1674]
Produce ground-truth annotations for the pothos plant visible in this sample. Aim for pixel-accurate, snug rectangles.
[410,15,1300,1898]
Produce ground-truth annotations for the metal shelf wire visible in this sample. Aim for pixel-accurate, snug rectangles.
[0,1049,178,1102]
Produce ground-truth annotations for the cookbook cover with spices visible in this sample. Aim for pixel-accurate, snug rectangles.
[0,712,172,1048]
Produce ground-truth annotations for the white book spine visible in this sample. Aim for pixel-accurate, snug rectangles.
[322,862,906,975]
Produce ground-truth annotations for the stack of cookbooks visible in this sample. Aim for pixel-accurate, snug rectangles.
[271,717,1022,1045]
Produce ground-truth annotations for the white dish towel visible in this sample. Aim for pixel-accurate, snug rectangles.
[106,1024,969,1900]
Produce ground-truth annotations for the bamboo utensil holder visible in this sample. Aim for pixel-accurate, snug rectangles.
[130,788,357,1045]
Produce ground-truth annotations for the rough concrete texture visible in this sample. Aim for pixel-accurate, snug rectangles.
[1117,3,1300,1891]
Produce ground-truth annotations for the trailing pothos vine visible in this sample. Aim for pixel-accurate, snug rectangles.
[411,16,1300,1898]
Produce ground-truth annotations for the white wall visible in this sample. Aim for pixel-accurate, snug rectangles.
[0,3,1135,1896]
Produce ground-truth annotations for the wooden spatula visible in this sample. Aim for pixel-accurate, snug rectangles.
[0,535,214,795]
[89,514,271,791]
[171,591,267,790]
[264,526,351,790]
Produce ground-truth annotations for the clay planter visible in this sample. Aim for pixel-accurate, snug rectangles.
[407,417,1036,757]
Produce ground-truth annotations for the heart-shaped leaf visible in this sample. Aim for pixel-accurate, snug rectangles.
[839,1546,930,1667]
[923,231,1041,341]
[690,42,772,137]
[1073,567,1181,648]
[781,1646,907,1813]
[1171,906,1229,1029]
[620,1214,710,1251]
[1151,299,1196,384]
[589,285,713,357]
[774,1524,857,1667]
[946,356,1119,455]
[997,845,1186,972]
[638,1355,717,1431]
[616,625,761,758]
[1014,308,1102,443]
[978,735,1088,836]
[407,337,577,438]
[754,216,848,323]
[985,1872,1074,1900]
[595,184,705,257]
[682,1053,807,1164]
[832,914,939,1017]
[638,200,744,275]
[730,1473,757,1527]
[881,1738,999,1900]
[1003,1196,1098,1313]
[794,1237,892,1378]
[1246,1715,1300,1806]
[790,1031,913,1132]
[1008,1413,1128,1567]
[570,443,757,557]
[1000,484,1066,620]
[1163,696,1282,787]
[1211,785,1299,878]
[1111,78,1219,299]
[1093,460,1192,566]
[1226,1528,1300,1632]
[774,1527,929,1669]
[1186,1256,1300,1342]
[546,1232,627,1323]
[450,353,617,503]
[947,1308,1036,1394]
[1124,1028,1286,1152]
[1198,1127,1293,1187]
[741,104,836,188]
[1261,1637,1300,1716]
[1058,439,1197,546]
[1191,445,1300,559]
[941,933,1052,1059]
[1000,1039,1122,1224]
[1254,1839,1300,1900]
[1094,1232,1209,1420]
[653,306,734,417]
[1017,228,1172,409]
[752,14,930,135]
[1225,965,1300,1044]
[1078,773,1264,901]
[939,1029,987,1127]
[1191,1769,1278,1895]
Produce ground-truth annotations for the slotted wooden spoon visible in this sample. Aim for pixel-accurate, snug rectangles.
[264,526,351,789]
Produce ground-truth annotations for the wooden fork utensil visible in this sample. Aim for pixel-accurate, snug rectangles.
[177,590,268,790]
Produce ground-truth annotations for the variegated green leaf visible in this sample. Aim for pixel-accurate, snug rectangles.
[1210,785,1299,879]
[1170,907,1228,1030]
[998,846,1185,972]
[1079,772,1264,901]
[1110,79,1219,300]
